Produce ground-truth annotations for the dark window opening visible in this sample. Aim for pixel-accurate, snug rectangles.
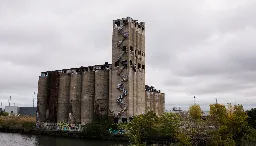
[138,63,141,69]
[129,117,133,122]
[130,60,132,66]
[122,60,128,68]
[138,50,141,55]
[135,50,137,55]
[122,46,127,52]
[114,118,118,123]
[122,118,127,123]
[123,20,128,25]
[130,46,134,52]
[142,65,145,69]
[115,20,120,26]
[11,111,13,113]
[115,61,119,67]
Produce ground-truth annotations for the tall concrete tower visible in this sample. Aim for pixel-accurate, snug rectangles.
[109,17,146,121]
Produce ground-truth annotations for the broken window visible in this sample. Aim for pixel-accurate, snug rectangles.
[138,63,141,69]
[138,50,141,55]
[122,60,128,68]
[142,65,145,69]
[122,46,127,52]
[114,118,118,123]
[115,61,119,67]
[122,118,127,123]
[130,60,132,66]
[130,46,134,52]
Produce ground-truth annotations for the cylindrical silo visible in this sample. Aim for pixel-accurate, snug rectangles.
[145,90,151,113]
[37,73,48,123]
[155,92,159,116]
[57,73,71,123]
[81,68,95,125]
[69,71,82,124]
[94,67,109,118]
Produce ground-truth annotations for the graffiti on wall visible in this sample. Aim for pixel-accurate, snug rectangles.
[36,122,81,131]
[114,19,129,118]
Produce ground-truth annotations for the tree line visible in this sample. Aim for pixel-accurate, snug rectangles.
[118,104,256,146]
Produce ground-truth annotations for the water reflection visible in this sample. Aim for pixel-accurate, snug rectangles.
[0,132,128,146]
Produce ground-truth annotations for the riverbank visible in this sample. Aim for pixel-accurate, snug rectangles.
[0,132,129,146]
[0,127,128,141]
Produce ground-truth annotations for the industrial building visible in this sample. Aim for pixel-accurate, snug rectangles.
[3,106,37,116]
[37,17,165,126]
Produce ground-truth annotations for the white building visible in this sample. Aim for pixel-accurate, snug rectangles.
[5,106,20,116]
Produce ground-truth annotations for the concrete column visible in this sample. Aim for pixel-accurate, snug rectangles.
[95,69,109,118]
[69,73,82,124]
[37,75,48,122]
[81,70,95,125]
[57,73,70,123]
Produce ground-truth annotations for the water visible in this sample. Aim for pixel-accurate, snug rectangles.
[0,132,129,146]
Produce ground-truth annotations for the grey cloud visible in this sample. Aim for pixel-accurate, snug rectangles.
[0,0,256,110]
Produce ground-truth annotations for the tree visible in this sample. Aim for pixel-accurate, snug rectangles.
[188,104,202,120]
[209,103,227,125]
[122,111,158,145]
[0,112,8,116]
[228,104,248,144]
[247,108,256,129]
[157,112,180,138]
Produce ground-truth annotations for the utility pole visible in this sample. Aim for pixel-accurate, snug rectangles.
[33,92,36,107]
[32,98,35,107]
[214,98,218,104]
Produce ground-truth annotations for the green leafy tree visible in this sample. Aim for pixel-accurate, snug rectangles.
[157,112,180,138]
[209,103,227,125]
[188,104,202,120]
[122,111,158,145]
[247,108,256,129]
[1,112,9,116]
[228,104,248,144]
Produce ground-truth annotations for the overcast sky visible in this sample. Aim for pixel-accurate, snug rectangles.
[0,0,256,111]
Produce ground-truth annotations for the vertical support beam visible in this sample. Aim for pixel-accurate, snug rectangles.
[81,69,95,125]
[37,75,48,123]
[69,72,82,124]
[47,71,60,123]
[57,73,70,123]
[95,68,109,119]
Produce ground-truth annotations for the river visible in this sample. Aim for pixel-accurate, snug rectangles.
[0,132,129,146]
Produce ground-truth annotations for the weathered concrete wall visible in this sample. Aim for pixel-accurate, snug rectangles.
[37,75,48,122]
[160,93,165,115]
[150,92,155,113]
[57,73,70,123]
[110,18,130,119]
[95,66,109,118]
[47,71,60,123]
[81,68,95,125]
[69,71,82,124]
[155,93,159,116]
[110,17,146,120]
[136,23,146,115]
[145,91,151,113]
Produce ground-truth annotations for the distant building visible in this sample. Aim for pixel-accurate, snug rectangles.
[5,106,20,116]
[4,106,36,116]
[19,107,37,116]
